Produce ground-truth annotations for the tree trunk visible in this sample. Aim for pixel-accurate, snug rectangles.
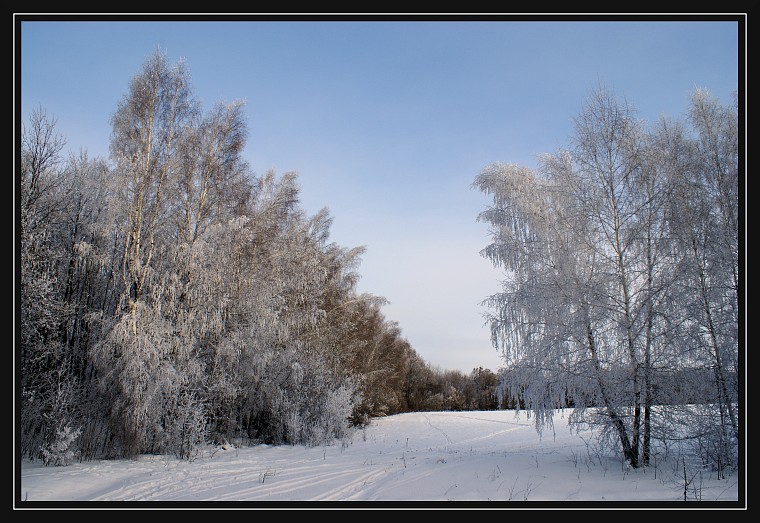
[586,318,637,467]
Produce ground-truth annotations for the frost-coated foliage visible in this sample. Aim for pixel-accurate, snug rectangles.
[241,346,357,446]
[476,86,740,471]
[41,425,81,466]
[18,51,419,463]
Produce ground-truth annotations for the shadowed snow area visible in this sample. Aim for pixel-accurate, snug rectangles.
[20,410,740,504]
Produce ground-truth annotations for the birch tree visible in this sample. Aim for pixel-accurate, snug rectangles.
[91,50,210,457]
[664,89,739,470]
[568,87,654,467]
[473,154,639,452]
[109,49,195,321]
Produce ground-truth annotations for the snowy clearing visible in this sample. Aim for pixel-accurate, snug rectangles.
[18,409,742,508]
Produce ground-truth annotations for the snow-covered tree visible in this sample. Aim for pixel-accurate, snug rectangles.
[662,89,740,471]
[474,86,740,471]
[19,107,76,461]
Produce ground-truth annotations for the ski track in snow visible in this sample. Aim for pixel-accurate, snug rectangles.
[19,410,741,503]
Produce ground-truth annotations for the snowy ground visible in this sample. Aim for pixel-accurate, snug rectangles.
[17,409,742,508]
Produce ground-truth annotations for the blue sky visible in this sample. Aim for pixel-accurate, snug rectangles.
[17,16,742,373]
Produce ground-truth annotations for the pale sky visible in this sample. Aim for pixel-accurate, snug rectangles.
[16,15,742,373]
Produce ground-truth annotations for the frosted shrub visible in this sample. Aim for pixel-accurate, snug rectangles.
[244,345,358,447]
[166,390,209,461]
[286,380,357,447]
[321,383,357,442]
[41,425,81,466]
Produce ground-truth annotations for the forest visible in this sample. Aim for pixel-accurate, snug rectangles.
[18,51,501,466]
[18,50,740,476]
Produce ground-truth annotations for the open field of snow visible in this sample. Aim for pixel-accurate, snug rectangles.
[17,409,742,508]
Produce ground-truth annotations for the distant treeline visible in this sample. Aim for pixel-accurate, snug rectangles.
[497,366,738,411]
